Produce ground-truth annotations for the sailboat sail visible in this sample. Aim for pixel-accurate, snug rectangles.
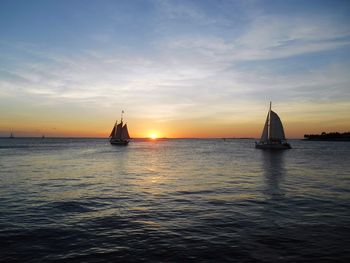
[256,102,291,149]
[115,123,123,139]
[259,106,286,142]
[121,124,130,140]
[260,113,269,142]
[269,111,285,140]
[109,111,130,145]
[109,125,116,137]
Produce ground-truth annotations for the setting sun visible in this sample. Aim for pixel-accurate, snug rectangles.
[150,133,157,140]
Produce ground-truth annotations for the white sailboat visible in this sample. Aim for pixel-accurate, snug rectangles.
[109,111,131,145]
[255,102,291,149]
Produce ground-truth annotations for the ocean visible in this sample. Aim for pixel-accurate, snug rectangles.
[0,138,349,262]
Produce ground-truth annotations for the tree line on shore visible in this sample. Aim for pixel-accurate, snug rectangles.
[304,132,350,140]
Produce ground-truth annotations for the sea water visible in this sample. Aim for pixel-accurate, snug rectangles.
[0,138,349,262]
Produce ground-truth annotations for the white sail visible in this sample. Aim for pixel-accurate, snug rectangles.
[121,124,131,140]
[269,111,285,140]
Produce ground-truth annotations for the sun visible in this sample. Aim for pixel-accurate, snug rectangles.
[150,133,157,140]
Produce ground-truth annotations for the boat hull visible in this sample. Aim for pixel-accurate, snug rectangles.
[255,142,291,150]
[110,139,129,146]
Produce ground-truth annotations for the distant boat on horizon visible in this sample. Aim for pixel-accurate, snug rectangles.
[109,111,131,146]
[255,102,291,150]
[9,132,14,139]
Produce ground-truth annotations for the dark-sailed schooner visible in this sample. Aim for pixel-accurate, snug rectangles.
[109,111,131,145]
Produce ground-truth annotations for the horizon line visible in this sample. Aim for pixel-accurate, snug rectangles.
[0,136,307,140]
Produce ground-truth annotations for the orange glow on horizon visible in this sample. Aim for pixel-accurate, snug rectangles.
[1,102,349,139]
[2,119,350,139]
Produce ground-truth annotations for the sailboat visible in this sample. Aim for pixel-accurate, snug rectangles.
[109,111,131,145]
[255,102,291,149]
[9,132,14,139]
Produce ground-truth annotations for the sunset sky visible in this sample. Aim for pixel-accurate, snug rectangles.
[1,0,349,138]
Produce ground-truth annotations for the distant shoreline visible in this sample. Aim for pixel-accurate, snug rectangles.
[304,132,350,142]
[303,138,350,141]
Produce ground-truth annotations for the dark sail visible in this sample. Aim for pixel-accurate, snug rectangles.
[109,111,130,145]
[115,122,123,139]
[121,124,131,140]
[260,112,269,142]
[109,125,116,137]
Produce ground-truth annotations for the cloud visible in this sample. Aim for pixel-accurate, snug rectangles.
[1,33,349,122]
[235,14,350,60]
[1,6,349,127]
[159,13,350,61]
[153,0,230,26]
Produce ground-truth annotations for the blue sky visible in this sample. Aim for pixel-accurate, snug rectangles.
[1,0,350,137]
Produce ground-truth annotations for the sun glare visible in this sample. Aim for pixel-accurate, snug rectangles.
[150,133,157,140]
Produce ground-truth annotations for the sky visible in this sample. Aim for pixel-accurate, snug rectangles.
[0,0,350,138]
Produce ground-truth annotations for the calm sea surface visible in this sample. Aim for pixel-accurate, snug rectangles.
[0,138,349,262]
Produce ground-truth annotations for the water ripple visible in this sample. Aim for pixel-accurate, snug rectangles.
[0,138,349,262]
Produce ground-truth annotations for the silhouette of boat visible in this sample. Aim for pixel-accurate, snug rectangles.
[109,111,131,145]
[255,102,291,149]
[9,132,14,139]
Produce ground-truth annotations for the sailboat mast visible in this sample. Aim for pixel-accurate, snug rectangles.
[268,101,272,141]
[120,110,124,124]
[120,110,124,140]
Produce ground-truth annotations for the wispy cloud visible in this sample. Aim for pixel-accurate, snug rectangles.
[235,14,350,60]
[1,0,349,136]
[153,0,231,26]
[160,13,350,61]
